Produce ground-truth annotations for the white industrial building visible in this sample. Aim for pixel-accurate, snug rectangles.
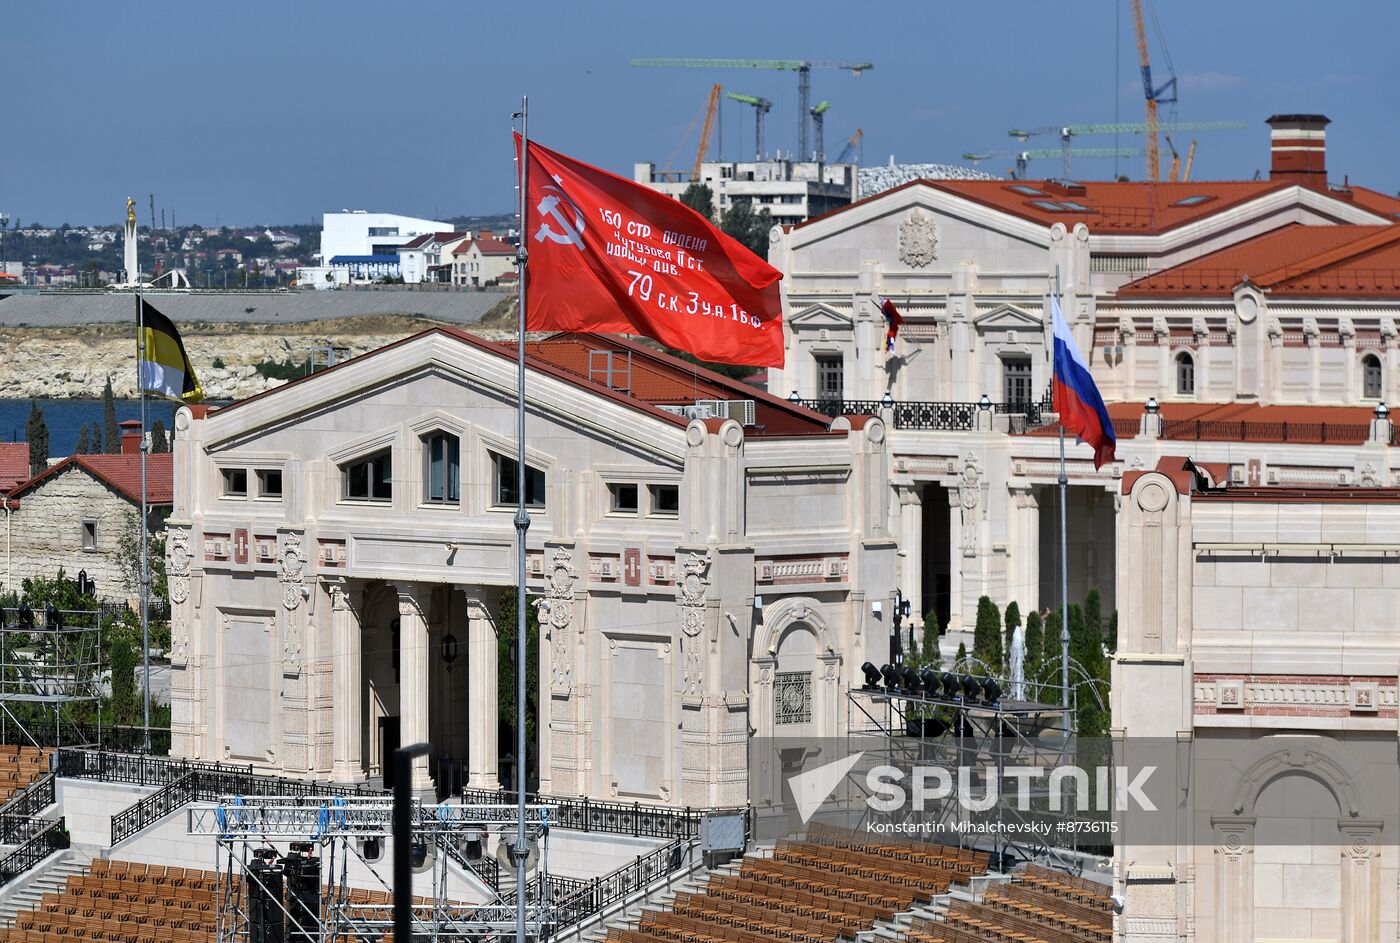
[636,160,856,225]
[309,211,451,287]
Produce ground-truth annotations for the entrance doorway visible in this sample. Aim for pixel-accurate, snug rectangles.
[377,716,400,788]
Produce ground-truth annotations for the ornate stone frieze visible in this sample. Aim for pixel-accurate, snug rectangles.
[678,551,712,696]
[898,209,937,268]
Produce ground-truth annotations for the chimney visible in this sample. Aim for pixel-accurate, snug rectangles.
[1266,114,1330,188]
[118,419,143,455]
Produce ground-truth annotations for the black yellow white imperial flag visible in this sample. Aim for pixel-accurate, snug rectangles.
[137,299,204,402]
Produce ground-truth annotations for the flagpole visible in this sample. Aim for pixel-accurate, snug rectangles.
[512,95,529,943]
[136,289,151,752]
[1054,266,1069,713]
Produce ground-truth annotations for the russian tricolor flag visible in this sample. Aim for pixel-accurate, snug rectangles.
[1051,296,1116,468]
[878,296,903,353]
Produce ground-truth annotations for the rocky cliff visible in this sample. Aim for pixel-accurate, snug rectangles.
[2,316,516,400]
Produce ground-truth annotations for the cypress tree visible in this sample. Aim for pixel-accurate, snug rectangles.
[955,641,968,669]
[920,610,940,671]
[102,376,120,454]
[1083,588,1102,650]
[1042,610,1063,688]
[1023,610,1044,693]
[972,595,1001,672]
[150,419,168,453]
[1003,601,1021,675]
[907,633,919,667]
[1107,610,1119,654]
[90,421,103,454]
[74,424,89,455]
[25,401,47,476]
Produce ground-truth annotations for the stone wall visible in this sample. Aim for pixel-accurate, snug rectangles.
[7,465,166,599]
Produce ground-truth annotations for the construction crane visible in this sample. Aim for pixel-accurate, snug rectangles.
[1006,121,1245,178]
[693,84,722,179]
[727,92,773,160]
[630,58,873,160]
[963,148,1145,180]
[810,101,830,162]
[835,129,863,164]
[1164,137,1199,182]
[1131,0,1177,180]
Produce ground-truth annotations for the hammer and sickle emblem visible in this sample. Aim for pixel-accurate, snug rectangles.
[535,182,586,249]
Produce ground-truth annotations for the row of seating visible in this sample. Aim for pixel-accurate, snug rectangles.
[905,867,1112,943]
[0,747,51,803]
[605,836,973,943]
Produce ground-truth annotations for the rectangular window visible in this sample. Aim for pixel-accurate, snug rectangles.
[650,484,680,517]
[608,483,639,514]
[344,450,392,502]
[424,432,460,504]
[81,520,98,551]
[774,671,812,725]
[1002,357,1033,409]
[256,469,283,499]
[492,453,545,508]
[816,354,843,401]
[221,468,248,498]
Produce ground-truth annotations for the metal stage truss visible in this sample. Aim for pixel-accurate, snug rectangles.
[844,680,1085,868]
[0,607,102,749]
[188,797,555,942]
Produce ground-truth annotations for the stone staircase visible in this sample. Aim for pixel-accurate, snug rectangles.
[0,849,92,927]
[575,855,739,943]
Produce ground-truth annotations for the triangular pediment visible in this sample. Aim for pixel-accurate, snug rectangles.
[973,304,1042,330]
[789,304,853,328]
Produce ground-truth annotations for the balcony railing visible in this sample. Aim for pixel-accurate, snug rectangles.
[796,391,1051,431]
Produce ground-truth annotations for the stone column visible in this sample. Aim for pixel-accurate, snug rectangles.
[328,579,365,783]
[1339,821,1383,943]
[1010,487,1039,616]
[396,585,434,794]
[1211,817,1254,943]
[897,484,923,633]
[465,593,500,790]
[945,488,964,631]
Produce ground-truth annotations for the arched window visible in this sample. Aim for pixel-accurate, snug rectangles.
[774,624,818,727]
[1363,354,1383,400]
[1176,352,1195,396]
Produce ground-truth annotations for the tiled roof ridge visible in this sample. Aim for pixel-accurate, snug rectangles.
[1254,224,1400,288]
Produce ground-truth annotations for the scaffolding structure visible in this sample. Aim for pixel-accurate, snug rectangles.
[844,679,1083,868]
[0,606,103,748]
[188,796,554,943]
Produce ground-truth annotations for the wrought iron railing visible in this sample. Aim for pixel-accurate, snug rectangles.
[796,396,1051,431]
[0,817,69,885]
[0,772,56,845]
[460,788,746,841]
[5,723,172,755]
[545,836,695,935]
[52,750,383,847]
[112,772,199,844]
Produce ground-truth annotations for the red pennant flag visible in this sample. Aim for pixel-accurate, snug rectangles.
[517,134,784,367]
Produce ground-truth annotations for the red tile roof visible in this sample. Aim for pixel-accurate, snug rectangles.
[1031,401,1380,445]
[213,329,836,437]
[0,444,30,493]
[6,453,173,506]
[1119,223,1400,297]
[453,236,515,257]
[799,178,1307,234]
[401,231,470,250]
[523,333,835,435]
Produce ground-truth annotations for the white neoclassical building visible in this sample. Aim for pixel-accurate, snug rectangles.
[1113,455,1400,943]
[166,329,895,804]
[767,114,1400,634]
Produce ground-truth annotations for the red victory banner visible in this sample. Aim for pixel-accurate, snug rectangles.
[517,134,784,367]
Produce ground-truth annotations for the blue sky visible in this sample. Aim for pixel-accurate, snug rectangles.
[4,0,1397,227]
